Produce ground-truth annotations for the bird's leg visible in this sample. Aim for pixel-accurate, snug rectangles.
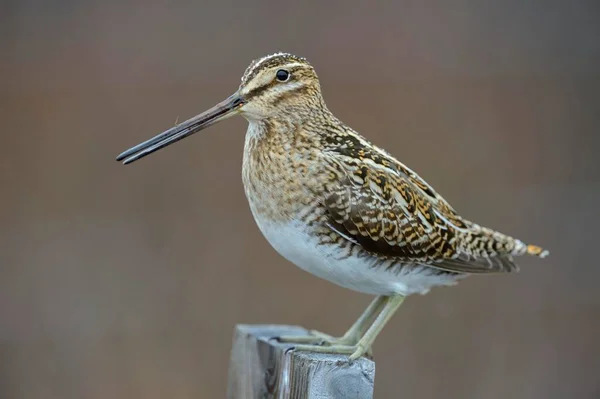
[334,295,387,345]
[289,295,405,361]
[274,296,387,346]
[348,295,405,360]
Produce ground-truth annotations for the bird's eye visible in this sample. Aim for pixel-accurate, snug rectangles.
[275,69,290,82]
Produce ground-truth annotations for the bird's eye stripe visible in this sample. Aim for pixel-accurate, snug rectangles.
[245,66,305,98]
[246,81,277,98]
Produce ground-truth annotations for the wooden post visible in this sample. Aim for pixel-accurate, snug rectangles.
[227,324,376,399]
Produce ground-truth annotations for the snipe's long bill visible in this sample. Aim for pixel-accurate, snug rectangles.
[116,94,245,164]
[116,52,548,361]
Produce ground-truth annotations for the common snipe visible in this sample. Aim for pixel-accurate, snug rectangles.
[117,53,548,360]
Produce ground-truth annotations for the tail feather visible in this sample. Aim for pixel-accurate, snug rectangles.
[526,244,549,258]
[513,240,549,258]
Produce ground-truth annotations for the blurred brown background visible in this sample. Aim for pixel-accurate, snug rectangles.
[1,0,599,398]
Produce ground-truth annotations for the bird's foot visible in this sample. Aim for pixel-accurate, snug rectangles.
[288,342,371,362]
[275,329,356,346]
[275,330,371,360]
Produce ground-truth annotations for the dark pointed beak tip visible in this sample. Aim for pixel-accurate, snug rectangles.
[115,151,143,165]
[115,152,133,164]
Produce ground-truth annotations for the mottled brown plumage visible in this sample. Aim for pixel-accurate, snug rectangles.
[117,52,549,361]
[237,53,547,277]
[319,129,545,274]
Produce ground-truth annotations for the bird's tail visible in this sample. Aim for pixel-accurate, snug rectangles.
[513,240,550,258]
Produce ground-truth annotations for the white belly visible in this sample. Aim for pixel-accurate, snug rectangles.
[253,217,462,296]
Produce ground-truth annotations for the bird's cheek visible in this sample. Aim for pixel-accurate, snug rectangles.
[239,103,267,120]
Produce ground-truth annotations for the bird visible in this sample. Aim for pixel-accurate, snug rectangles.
[116,52,549,361]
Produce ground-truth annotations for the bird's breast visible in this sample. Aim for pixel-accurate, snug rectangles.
[241,123,326,223]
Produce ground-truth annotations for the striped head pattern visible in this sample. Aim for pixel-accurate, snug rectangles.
[237,53,325,120]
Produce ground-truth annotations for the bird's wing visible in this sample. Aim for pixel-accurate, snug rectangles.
[322,141,524,274]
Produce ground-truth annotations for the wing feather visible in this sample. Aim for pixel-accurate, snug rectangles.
[322,147,521,274]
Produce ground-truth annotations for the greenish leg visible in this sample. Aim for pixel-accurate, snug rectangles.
[337,295,387,344]
[348,295,405,360]
[275,295,387,346]
[290,295,405,360]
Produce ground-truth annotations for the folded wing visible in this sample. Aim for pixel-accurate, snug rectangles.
[322,144,524,274]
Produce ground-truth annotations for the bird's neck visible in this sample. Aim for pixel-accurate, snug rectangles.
[241,114,330,220]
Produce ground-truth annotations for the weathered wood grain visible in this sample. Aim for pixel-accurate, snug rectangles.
[227,324,375,399]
